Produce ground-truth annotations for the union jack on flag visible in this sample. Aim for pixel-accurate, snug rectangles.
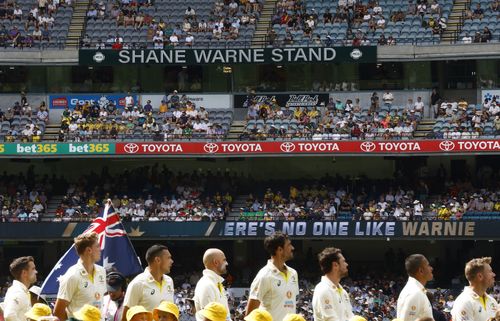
[40,201,143,295]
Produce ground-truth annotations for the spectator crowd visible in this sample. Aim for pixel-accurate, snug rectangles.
[58,91,227,142]
[240,91,421,140]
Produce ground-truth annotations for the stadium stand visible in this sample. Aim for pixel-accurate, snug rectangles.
[0,169,50,222]
[2,164,498,222]
[58,94,233,141]
[233,182,500,221]
[33,166,235,222]
[459,0,499,43]
[82,0,262,49]
[266,0,452,47]
[0,0,72,49]
[0,100,48,141]
[431,98,500,138]
[239,92,421,140]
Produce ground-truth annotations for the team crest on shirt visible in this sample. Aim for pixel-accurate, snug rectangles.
[286,291,292,299]
[461,311,467,315]
[167,285,172,292]
[277,280,281,287]
[151,289,155,295]
[291,276,296,283]
[95,292,101,300]
[83,281,89,288]
[99,275,105,282]
[411,306,416,311]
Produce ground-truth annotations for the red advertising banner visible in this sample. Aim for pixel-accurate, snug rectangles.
[115,140,500,155]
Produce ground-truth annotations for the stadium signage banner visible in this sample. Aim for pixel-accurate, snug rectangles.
[49,94,139,109]
[79,47,377,65]
[481,89,500,102]
[219,221,478,238]
[234,93,330,108]
[114,140,500,155]
[0,143,114,155]
[0,140,498,156]
[0,221,498,240]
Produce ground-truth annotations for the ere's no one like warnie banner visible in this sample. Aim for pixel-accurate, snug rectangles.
[0,221,497,240]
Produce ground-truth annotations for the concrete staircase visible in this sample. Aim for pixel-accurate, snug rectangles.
[42,124,60,141]
[65,0,90,48]
[251,0,278,48]
[227,120,246,140]
[414,119,436,139]
[441,0,471,43]
[227,194,249,220]
[42,195,64,221]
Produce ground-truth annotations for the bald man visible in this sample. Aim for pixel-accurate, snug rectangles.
[193,249,230,320]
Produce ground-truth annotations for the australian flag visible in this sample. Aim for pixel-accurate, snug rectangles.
[41,201,143,295]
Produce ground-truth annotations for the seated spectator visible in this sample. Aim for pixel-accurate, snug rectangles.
[472,3,484,19]
[377,34,387,45]
[382,90,394,106]
[169,33,179,46]
[482,27,492,42]
[185,6,196,20]
[430,0,441,14]
[13,6,22,20]
[185,32,194,46]
[473,31,482,43]
[462,32,472,43]
[37,105,49,123]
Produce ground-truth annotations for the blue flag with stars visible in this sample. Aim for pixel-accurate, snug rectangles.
[41,201,143,295]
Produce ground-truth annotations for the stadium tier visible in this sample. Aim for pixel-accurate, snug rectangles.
[83,0,261,49]
[0,0,72,49]
[1,163,499,222]
[1,0,498,50]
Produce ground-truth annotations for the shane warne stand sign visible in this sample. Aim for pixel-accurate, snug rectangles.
[79,47,377,65]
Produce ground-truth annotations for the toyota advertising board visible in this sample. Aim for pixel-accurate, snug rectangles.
[0,140,497,157]
[114,139,500,156]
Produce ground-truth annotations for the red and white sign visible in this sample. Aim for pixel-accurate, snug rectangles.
[115,139,500,155]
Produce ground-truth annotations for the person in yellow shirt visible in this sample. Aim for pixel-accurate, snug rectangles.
[159,101,168,114]
[88,195,97,208]
[289,186,299,200]
[121,196,130,207]
[223,193,232,205]
[437,205,451,220]
[458,98,468,110]
[264,188,274,202]
[307,107,319,119]
[293,107,302,120]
